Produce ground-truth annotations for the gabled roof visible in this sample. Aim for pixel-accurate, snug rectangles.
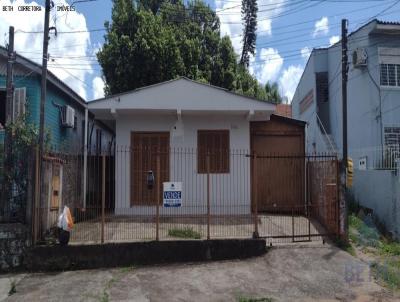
[270,114,306,127]
[90,76,274,105]
[0,46,86,108]
[88,77,276,116]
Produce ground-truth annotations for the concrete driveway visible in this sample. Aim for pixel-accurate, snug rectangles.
[1,244,398,302]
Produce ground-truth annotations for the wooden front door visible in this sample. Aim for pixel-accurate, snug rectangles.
[250,119,305,212]
[130,132,170,206]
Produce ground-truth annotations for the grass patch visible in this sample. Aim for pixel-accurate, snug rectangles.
[349,214,400,257]
[238,297,273,302]
[348,213,400,290]
[380,240,400,257]
[99,289,109,302]
[370,260,400,290]
[8,279,16,296]
[335,238,356,256]
[120,266,135,273]
[349,214,380,248]
[168,227,201,239]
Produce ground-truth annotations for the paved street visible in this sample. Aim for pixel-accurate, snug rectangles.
[0,244,398,302]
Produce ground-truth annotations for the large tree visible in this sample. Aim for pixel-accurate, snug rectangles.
[97,0,267,100]
[239,0,258,67]
[265,82,282,104]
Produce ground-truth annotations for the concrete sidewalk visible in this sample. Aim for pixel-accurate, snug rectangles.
[1,244,398,302]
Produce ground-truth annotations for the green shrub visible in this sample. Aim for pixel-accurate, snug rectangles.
[168,227,201,239]
[238,297,273,302]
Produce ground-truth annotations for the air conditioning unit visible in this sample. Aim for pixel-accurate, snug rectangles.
[352,48,368,67]
[61,105,75,128]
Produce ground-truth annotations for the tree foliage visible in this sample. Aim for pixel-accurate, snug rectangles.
[1,114,50,222]
[265,82,282,104]
[97,0,276,101]
[239,0,257,67]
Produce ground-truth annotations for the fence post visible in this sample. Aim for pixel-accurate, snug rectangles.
[336,158,341,240]
[307,160,311,242]
[32,146,40,245]
[292,207,295,243]
[156,152,160,241]
[207,152,210,240]
[101,154,105,244]
[253,152,259,238]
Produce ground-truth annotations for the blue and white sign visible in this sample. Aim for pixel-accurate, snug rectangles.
[163,182,182,207]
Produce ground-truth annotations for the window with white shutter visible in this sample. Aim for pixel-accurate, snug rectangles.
[13,87,26,120]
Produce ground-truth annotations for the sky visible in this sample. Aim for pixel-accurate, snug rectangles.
[0,0,399,102]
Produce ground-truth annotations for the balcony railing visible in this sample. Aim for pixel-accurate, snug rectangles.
[350,145,400,170]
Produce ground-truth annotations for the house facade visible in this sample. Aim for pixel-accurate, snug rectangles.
[291,19,400,239]
[88,77,289,215]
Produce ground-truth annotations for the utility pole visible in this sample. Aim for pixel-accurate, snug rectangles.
[342,19,348,167]
[34,0,51,233]
[2,26,15,214]
[39,0,51,157]
[5,26,15,126]
[340,19,349,240]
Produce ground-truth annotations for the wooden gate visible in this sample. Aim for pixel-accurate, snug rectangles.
[250,115,305,212]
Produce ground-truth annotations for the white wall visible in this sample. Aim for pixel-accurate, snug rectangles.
[115,113,252,215]
[353,169,400,240]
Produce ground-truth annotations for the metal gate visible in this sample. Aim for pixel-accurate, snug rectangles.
[252,154,340,243]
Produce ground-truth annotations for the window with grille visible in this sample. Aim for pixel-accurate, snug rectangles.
[384,127,400,148]
[197,130,230,173]
[380,64,400,87]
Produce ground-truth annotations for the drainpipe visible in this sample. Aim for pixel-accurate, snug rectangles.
[83,108,88,209]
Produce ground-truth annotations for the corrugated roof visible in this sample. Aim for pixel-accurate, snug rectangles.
[0,45,87,107]
[376,20,400,26]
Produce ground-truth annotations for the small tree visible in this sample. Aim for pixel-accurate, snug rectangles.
[240,0,258,67]
[1,114,50,222]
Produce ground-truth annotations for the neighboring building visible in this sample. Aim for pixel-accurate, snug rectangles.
[88,77,306,215]
[275,104,292,118]
[0,46,113,223]
[291,19,400,239]
[0,46,113,150]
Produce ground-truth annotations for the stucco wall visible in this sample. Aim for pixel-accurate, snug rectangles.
[353,169,400,240]
[115,113,252,215]
[292,49,331,153]
[292,21,400,157]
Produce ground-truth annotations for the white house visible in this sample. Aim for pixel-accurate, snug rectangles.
[88,77,280,215]
[291,20,400,239]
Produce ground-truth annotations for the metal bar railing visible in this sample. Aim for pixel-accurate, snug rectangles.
[31,147,341,245]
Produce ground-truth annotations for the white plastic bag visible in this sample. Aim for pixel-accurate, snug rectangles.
[57,206,74,232]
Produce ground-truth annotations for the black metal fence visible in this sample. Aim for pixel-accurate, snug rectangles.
[33,147,341,245]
